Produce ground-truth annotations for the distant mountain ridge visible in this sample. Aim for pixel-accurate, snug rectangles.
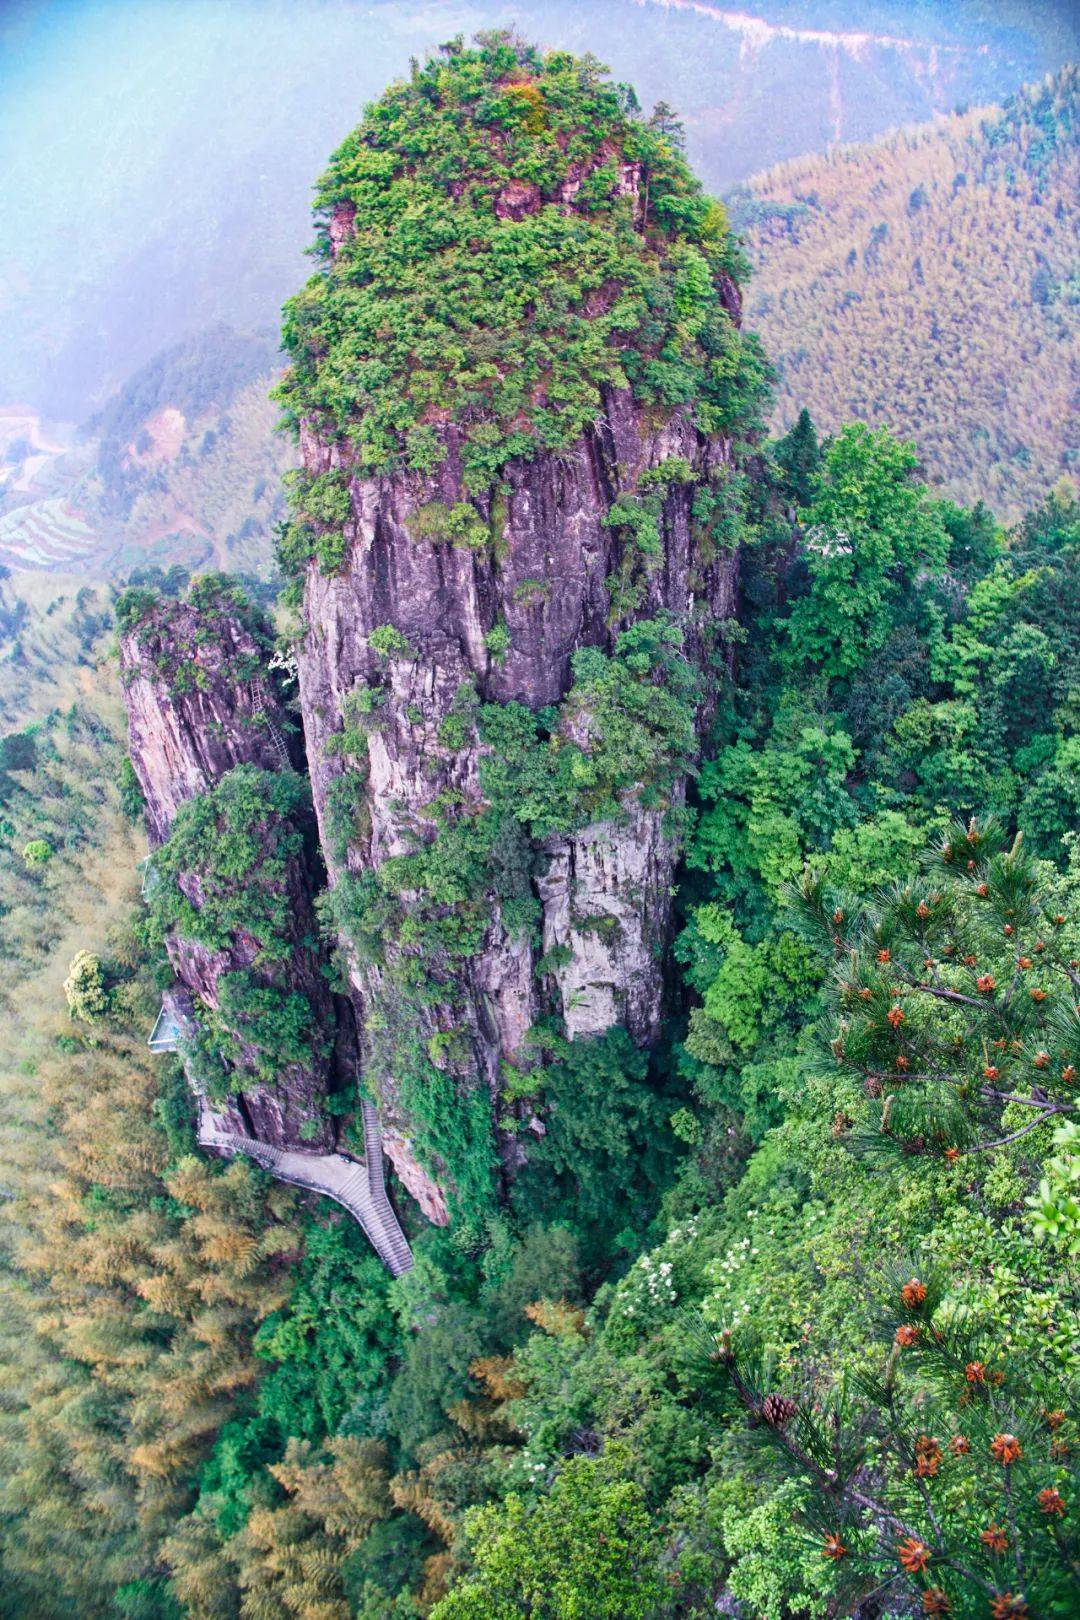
[1,0,1075,422]
[734,64,1078,518]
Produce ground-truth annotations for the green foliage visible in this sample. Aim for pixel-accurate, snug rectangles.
[253,1219,397,1442]
[63,950,109,1021]
[1025,1120,1080,1256]
[512,1028,672,1260]
[113,585,160,636]
[148,765,308,961]
[368,623,413,659]
[715,1250,1079,1619]
[480,613,699,838]
[276,33,765,516]
[483,621,510,660]
[118,756,145,822]
[323,766,370,864]
[411,500,492,552]
[430,1450,665,1620]
[117,572,276,697]
[21,837,52,865]
[782,424,950,681]
[204,970,324,1087]
[790,816,1079,1165]
[772,406,820,507]
[386,1301,484,1461]
[690,704,858,906]
[148,765,326,1086]
[278,468,352,575]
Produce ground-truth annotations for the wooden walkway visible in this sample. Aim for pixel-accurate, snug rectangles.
[151,994,413,1275]
[197,1102,413,1275]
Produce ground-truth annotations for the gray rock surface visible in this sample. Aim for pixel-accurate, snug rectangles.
[295,385,740,1216]
[121,601,339,1152]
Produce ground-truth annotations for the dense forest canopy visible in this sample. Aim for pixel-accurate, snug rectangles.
[0,30,1077,1620]
[736,65,1078,519]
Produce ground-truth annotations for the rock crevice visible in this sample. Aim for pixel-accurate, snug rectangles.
[295,387,739,1215]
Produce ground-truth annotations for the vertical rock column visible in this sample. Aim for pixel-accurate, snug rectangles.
[276,36,762,1222]
[294,396,739,1215]
[119,587,341,1152]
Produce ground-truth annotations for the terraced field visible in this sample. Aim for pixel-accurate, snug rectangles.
[0,496,104,572]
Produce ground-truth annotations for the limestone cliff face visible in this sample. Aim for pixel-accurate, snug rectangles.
[295,391,739,1211]
[119,598,298,846]
[537,798,682,1044]
[270,36,769,1221]
[120,593,340,1152]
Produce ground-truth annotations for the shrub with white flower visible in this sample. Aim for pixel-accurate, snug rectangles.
[606,1218,703,1337]
[699,1230,761,1334]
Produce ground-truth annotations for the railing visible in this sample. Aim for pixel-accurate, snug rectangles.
[359,1100,414,1273]
[197,1109,413,1276]
[148,997,189,1053]
[147,995,414,1272]
[139,852,157,900]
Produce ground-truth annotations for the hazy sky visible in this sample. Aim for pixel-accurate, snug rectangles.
[1,0,1075,419]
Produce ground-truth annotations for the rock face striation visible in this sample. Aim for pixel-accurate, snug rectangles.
[119,590,297,846]
[275,37,766,1223]
[122,38,767,1230]
[119,585,341,1152]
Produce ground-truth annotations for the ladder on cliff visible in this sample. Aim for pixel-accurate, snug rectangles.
[249,678,292,771]
[196,1105,413,1276]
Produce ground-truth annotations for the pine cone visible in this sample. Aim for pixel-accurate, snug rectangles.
[762,1394,798,1427]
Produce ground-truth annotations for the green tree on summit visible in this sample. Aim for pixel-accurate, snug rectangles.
[276,31,768,572]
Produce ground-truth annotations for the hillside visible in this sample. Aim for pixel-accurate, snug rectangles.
[1,0,1075,422]
[735,65,1079,518]
[0,327,289,576]
[1,32,1079,1620]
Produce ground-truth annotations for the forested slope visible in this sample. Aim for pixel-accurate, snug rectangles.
[0,35,1077,1620]
[0,329,287,577]
[736,66,1078,519]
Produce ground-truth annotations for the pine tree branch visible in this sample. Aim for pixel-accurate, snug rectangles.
[957,1107,1067,1155]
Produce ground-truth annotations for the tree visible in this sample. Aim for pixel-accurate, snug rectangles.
[229,1437,392,1619]
[430,1450,665,1620]
[511,1029,671,1260]
[782,424,950,682]
[63,950,109,1020]
[712,1265,1077,1619]
[774,407,821,508]
[788,816,1078,1164]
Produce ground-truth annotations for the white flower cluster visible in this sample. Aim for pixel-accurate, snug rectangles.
[701,1232,760,1332]
[611,1216,704,1325]
[642,1256,677,1304]
[619,1251,678,1321]
[512,1451,549,1489]
[268,646,298,686]
[665,1214,701,1247]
